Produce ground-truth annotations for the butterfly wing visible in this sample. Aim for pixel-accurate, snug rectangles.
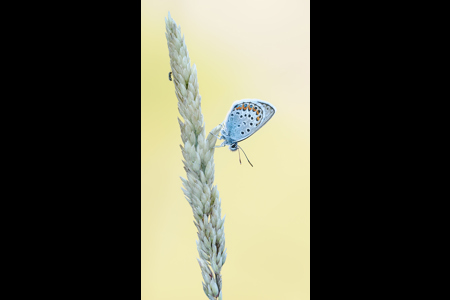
[224,99,276,144]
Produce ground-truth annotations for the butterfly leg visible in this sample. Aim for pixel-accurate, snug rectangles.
[209,132,221,139]
[214,141,227,148]
[209,123,226,140]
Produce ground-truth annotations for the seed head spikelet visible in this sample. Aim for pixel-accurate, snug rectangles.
[165,12,226,299]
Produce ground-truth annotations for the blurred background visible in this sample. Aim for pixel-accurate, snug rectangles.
[142,0,310,299]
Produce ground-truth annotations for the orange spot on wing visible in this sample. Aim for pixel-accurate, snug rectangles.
[253,107,257,112]
[256,116,260,121]
[243,106,247,111]
[256,110,260,115]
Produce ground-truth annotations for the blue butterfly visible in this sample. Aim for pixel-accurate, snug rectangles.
[216,99,276,165]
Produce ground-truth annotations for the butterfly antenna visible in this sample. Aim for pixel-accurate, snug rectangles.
[238,145,253,167]
[238,147,242,165]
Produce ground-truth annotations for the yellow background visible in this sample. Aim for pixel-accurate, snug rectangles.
[142,0,310,299]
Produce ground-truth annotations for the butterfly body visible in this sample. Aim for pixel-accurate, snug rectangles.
[219,99,276,151]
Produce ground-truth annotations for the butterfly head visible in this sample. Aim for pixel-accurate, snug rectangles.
[220,131,238,151]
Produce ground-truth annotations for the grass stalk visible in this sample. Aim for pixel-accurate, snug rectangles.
[165,12,226,300]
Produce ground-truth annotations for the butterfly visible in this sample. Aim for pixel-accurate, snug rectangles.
[216,99,276,165]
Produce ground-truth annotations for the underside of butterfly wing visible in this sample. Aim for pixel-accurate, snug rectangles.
[224,99,276,143]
